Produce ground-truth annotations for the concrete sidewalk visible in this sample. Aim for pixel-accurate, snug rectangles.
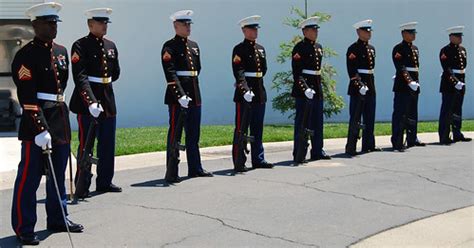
[0,132,472,247]
[1,131,469,190]
[351,206,474,248]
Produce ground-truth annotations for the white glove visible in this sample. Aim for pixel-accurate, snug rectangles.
[304,88,316,99]
[455,81,465,90]
[243,91,255,102]
[88,103,104,118]
[408,81,419,91]
[178,95,192,108]
[35,130,52,150]
[359,86,369,96]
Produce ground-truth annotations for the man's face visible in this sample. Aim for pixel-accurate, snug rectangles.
[303,27,318,41]
[357,29,372,41]
[33,19,57,41]
[89,19,108,37]
[174,21,191,37]
[402,31,416,42]
[450,35,463,45]
[242,27,258,40]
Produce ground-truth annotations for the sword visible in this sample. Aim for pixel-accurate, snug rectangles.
[68,152,74,202]
[43,147,75,248]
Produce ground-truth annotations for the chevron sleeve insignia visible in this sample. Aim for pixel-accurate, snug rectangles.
[18,65,32,81]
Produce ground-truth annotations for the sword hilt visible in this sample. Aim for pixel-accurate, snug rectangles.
[304,128,314,137]
[244,135,255,143]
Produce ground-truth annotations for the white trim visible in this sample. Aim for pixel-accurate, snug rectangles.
[37,92,65,102]
[88,76,112,84]
[302,69,322,76]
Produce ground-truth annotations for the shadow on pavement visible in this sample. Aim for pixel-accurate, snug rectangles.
[273,160,296,167]
[130,178,179,187]
[212,168,238,176]
[0,229,52,247]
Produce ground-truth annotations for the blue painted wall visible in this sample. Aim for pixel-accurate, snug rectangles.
[53,0,472,128]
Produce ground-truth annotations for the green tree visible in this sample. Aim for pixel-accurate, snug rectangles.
[271,6,345,119]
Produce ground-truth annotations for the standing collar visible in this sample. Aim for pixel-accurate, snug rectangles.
[244,39,256,46]
[33,37,53,49]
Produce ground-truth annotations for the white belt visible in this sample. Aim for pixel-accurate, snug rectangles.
[405,67,419,72]
[37,92,65,102]
[244,72,263,78]
[176,71,199,77]
[88,76,112,84]
[357,69,374,74]
[453,69,465,74]
[302,69,322,76]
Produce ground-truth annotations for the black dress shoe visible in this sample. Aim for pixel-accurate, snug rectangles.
[234,166,249,172]
[17,234,40,246]
[189,170,213,178]
[252,161,274,169]
[392,146,405,152]
[311,150,332,160]
[47,219,84,233]
[440,138,454,145]
[345,150,357,157]
[454,137,472,142]
[292,159,306,165]
[311,155,332,161]
[96,183,122,193]
[408,141,426,147]
[165,177,181,183]
[74,190,90,199]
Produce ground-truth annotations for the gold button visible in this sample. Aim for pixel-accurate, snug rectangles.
[104,73,108,76]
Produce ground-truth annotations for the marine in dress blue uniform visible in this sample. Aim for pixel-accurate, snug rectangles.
[291,16,331,162]
[438,26,472,144]
[390,22,426,151]
[69,8,122,193]
[161,10,212,182]
[231,15,273,172]
[11,3,83,245]
[345,20,382,156]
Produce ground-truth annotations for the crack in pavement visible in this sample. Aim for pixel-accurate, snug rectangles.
[354,164,474,194]
[160,233,203,248]
[306,170,385,184]
[121,203,319,247]
[251,178,438,214]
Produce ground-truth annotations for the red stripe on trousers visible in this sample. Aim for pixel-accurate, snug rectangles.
[233,103,241,159]
[15,141,31,235]
[170,105,176,144]
[77,114,84,173]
